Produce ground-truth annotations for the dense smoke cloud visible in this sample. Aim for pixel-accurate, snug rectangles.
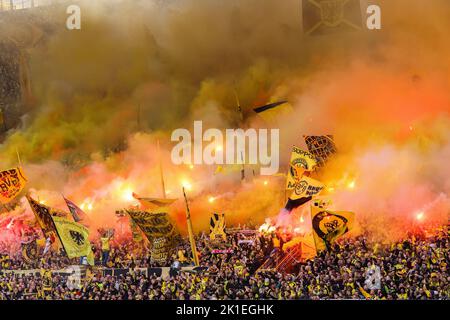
[0,0,448,244]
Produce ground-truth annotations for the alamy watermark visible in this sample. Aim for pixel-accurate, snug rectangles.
[171,121,280,176]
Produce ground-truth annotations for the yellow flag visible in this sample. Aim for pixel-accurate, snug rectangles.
[286,147,317,190]
[40,269,52,291]
[310,200,355,252]
[288,175,324,200]
[0,167,27,204]
[126,207,177,241]
[52,216,93,264]
[132,193,177,209]
[254,101,294,124]
[214,164,242,175]
[209,212,226,241]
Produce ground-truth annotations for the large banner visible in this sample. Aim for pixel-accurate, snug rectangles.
[26,195,67,235]
[289,175,324,200]
[125,197,179,265]
[310,199,354,252]
[0,167,27,204]
[126,208,177,241]
[286,147,317,190]
[151,237,173,265]
[51,216,93,264]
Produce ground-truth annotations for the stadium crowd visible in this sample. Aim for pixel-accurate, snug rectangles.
[0,225,448,300]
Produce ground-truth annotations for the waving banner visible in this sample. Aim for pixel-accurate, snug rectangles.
[286,147,317,190]
[132,193,177,209]
[0,167,27,204]
[310,199,354,252]
[126,207,177,241]
[51,216,94,265]
[289,175,324,200]
[26,195,67,235]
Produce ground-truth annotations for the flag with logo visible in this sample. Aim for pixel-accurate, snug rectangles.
[21,238,38,264]
[126,207,177,242]
[310,199,355,252]
[0,167,27,204]
[151,236,172,265]
[209,212,226,241]
[26,195,67,235]
[289,175,324,200]
[51,216,94,265]
[302,0,362,36]
[128,195,179,264]
[40,269,53,292]
[286,147,318,190]
[304,135,337,167]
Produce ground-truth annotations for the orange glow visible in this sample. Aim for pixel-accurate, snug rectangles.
[122,188,134,202]
[181,180,192,191]
[347,180,356,190]
[416,211,425,221]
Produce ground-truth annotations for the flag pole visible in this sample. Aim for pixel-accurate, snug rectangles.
[16,148,22,167]
[157,140,166,199]
[233,88,243,122]
[182,187,199,266]
[240,151,245,181]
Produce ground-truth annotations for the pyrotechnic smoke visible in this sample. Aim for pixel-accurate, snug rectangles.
[0,0,449,244]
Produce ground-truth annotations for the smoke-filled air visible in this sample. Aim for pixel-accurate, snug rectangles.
[0,0,449,246]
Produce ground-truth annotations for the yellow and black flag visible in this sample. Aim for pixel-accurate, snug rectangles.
[310,199,355,252]
[27,195,68,235]
[40,269,53,292]
[302,0,362,36]
[132,193,177,209]
[253,100,293,124]
[210,212,226,241]
[304,135,337,167]
[289,175,324,200]
[126,207,177,242]
[21,238,38,264]
[129,217,144,242]
[26,195,65,235]
[51,216,94,265]
[0,167,27,204]
[286,147,318,190]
